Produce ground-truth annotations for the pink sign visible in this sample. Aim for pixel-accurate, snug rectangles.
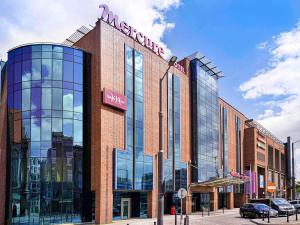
[174,62,185,74]
[103,88,127,111]
[99,4,165,58]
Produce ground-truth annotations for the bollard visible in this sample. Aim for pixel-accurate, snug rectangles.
[184,217,186,225]
[287,211,289,222]
[296,210,298,221]
[154,222,156,225]
[175,212,177,225]
[208,208,210,216]
[186,215,189,225]
[202,209,204,217]
[262,211,265,221]
[268,209,270,223]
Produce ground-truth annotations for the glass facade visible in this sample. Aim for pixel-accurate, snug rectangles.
[7,44,85,225]
[164,73,187,192]
[191,59,219,183]
[268,145,273,169]
[113,46,153,220]
[220,107,228,176]
[235,116,242,173]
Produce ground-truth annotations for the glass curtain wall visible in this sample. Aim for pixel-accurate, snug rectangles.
[8,44,85,225]
[113,46,153,220]
[164,73,187,192]
[191,59,219,183]
[221,107,228,176]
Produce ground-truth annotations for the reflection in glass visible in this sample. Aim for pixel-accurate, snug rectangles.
[53,59,62,80]
[42,59,52,80]
[8,44,85,224]
[32,59,41,80]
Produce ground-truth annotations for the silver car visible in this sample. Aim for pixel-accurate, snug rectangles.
[290,200,300,213]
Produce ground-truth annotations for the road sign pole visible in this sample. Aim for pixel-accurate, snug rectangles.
[180,198,183,225]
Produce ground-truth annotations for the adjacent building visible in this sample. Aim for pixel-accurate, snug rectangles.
[0,4,292,225]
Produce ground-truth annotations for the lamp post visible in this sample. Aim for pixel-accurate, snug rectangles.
[292,139,300,200]
[158,56,178,225]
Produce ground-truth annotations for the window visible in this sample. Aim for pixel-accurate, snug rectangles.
[8,44,85,224]
[191,59,219,183]
[114,46,153,191]
[268,145,273,169]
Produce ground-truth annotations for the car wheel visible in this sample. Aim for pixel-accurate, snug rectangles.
[241,212,245,218]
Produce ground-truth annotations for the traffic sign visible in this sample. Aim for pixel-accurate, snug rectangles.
[177,188,187,199]
[267,182,276,193]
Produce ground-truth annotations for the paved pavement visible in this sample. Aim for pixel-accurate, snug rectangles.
[106,208,300,225]
[59,208,300,225]
[108,209,253,225]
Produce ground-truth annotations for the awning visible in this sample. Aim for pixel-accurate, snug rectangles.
[190,177,245,188]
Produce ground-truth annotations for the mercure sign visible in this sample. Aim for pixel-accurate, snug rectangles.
[103,88,127,111]
[99,4,165,57]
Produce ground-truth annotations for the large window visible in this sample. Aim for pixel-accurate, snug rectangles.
[221,107,228,176]
[164,73,187,192]
[268,145,273,170]
[8,44,85,225]
[191,59,219,183]
[114,46,153,191]
[275,150,280,171]
[235,116,242,173]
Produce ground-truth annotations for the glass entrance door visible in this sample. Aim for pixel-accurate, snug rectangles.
[121,198,131,219]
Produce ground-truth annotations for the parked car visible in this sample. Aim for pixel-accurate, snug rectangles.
[240,203,278,218]
[271,198,295,216]
[290,200,300,213]
[250,198,296,216]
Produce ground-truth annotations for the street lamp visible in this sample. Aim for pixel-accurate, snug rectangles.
[157,56,177,225]
[292,139,300,199]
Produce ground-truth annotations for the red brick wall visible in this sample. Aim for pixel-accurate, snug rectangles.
[0,70,7,224]
[218,98,248,174]
[75,20,190,223]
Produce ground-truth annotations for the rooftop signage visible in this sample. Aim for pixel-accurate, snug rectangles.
[103,88,127,111]
[99,4,165,58]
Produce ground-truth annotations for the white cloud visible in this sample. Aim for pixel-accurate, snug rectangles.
[257,109,274,119]
[240,19,300,180]
[257,41,268,50]
[0,0,180,60]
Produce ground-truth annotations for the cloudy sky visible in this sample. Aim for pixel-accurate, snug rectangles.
[1,0,300,177]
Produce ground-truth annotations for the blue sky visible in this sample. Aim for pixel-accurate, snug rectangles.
[163,0,300,119]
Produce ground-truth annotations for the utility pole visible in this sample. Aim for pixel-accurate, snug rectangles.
[292,142,295,200]
[158,56,177,225]
[250,164,252,200]
[292,139,300,200]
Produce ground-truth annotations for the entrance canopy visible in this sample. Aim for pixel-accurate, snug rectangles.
[190,177,245,189]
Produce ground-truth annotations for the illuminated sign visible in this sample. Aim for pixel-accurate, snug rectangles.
[99,4,165,58]
[103,88,127,111]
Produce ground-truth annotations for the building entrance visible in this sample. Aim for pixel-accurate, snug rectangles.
[113,191,148,220]
[192,193,210,212]
[121,198,131,219]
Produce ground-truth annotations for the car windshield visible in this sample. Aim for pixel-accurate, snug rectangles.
[254,204,269,210]
[273,199,289,205]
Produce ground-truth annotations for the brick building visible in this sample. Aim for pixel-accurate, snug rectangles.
[0,4,291,225]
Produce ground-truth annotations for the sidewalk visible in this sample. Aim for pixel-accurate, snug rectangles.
[251,214,300,225]
[91,208,243,225]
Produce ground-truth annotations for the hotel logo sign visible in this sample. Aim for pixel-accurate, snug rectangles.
[99,4,165,58]
[103,88,127,111]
